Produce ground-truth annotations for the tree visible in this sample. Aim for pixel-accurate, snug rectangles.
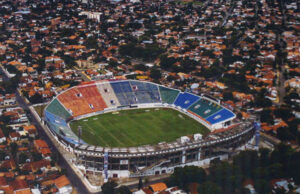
[10,143,18,157]
[31,152,43,162]
[108,59,119,68]
[102,181,118,194]
[117,186,131,194]
[18,153,28,164]
[260,109,274,125]
[197,182,222,194]
[259,148,271,168]
[0,151,6,161]
[167,166,206,191]
[223,91,234,101]
[267,163,283,179]
[134,64,148,72]
[274,108,294,121]
[138,177,143,190]
[160,55,176,70]
[29,93,43,104]
[233,150,259,179]
[150,68,161,80]
[276,127,293,142]
[254,179,271,194]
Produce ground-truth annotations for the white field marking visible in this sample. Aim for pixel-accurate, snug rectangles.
[90,130,95,135]
[83,119,88,122]
[178,114,184,119]
[155,108,160,111]
[145,109,150,112]
[112,111,119,114]
[93,118,98,120]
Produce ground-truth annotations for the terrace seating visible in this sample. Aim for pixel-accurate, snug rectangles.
[77,85,107,112]
[46,99,72,120]
[187,110,211,125]
[129,81,161,104]
[44,111,68,127]
[158,86,180,104]
[174,92,200,109]
[58,88,91,117]
[45,111,79,142]
[206,108,235,124]
[188,98,222,119]
[96,82,121,107]
[110,81,137,106]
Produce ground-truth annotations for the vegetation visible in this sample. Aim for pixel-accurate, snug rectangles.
[70,108,209,147]
[119,43,165,61]
[102,181,131,194]
[166,144,300,193]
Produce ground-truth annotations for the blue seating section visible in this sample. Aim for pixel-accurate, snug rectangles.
[174,92,200,109]
[45,111,83,144]
[110,81,137,105]
[206,109,235,124]
[45,111,68,127]
[188,98,222,119]
[129,81,161,103]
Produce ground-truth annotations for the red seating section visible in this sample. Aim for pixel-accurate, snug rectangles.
[58,85,107,117]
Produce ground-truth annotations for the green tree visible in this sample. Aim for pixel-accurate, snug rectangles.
[150,68,161,81]
[31,152,43,162]
[10,143,18,157]
[29,93,43,104]
[18,153,28,164]
[102,181,118,194]
[254,179,271,194]
[167,166,206,191]
[138,177,143,190]
[117,185,131,194]
[197,181,222,194]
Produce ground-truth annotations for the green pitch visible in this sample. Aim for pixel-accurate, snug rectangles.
[70,108,209,147]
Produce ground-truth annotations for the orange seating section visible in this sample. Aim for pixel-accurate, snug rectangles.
[58,85,107,117]
[77,85,107,111]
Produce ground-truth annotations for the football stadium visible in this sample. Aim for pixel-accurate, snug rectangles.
[43,80,255,178]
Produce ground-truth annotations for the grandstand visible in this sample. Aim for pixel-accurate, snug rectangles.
[110,81,137,105]
[45,99,71,120]
[206,108,235,124]
[174,92,200,109]
[158,86,180,104]
[47,80,237,146]
[76,85,107,112]
[45,110,68,127]
[188,98,222,119]
[96,82,121,106]
[129,81,161,103]
[41,80,253,179]
[57,88,92,117]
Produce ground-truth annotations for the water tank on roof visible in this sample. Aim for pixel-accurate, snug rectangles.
[180,136,190,144]
[191,83,199,89]
[194,134,203,141]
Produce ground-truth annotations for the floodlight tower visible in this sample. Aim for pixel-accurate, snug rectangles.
[78,126,82,144]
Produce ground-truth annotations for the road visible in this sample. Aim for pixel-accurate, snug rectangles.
[221,0,235,27]
[276,1,287,105]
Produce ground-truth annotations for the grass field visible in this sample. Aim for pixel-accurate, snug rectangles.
[69,108,209,147]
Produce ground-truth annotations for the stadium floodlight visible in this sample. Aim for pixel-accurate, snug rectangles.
[78,126,82,144]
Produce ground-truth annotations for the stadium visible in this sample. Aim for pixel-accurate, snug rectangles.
[43,80,255,179]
